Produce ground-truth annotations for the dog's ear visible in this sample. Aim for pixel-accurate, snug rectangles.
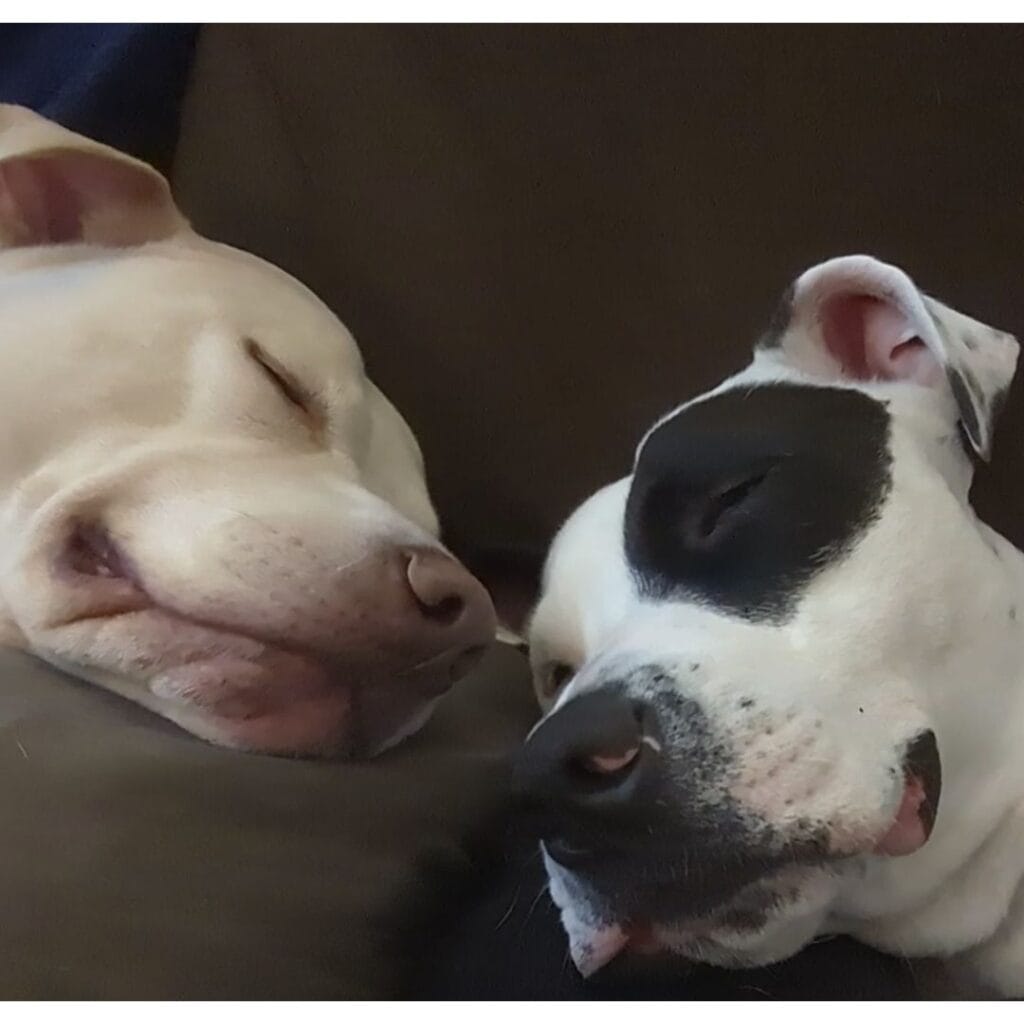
[0,104,188,249]
[760,255,1019,460]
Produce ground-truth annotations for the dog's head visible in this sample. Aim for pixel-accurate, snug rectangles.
[517,255,1019,973]
[0,105,496,758]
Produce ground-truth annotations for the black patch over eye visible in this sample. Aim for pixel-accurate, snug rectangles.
[625,384,892,623]
[245,338,315,420]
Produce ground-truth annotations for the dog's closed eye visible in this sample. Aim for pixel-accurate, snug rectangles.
[244,338,324,435]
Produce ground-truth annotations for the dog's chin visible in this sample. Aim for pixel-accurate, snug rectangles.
[171,665,449,760]
[34,608,465,758]
[545,849,837,977]
[624,872,832,969]
[168,691,440,760]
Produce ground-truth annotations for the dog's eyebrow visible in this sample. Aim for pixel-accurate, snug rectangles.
[244,338,327,437]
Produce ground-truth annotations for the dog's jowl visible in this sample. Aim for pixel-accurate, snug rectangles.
[0,105,496,758]
[519,255,1024,996]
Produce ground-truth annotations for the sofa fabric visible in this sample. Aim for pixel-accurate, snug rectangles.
[0,645,536,998]
[172,24,1024,576]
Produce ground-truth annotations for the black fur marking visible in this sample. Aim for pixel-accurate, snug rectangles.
[625,384,892,623]
[947,366,983,456]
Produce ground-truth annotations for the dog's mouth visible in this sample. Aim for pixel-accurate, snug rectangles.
[61,520,133,581]
[871,730,942,857]
[546,851,828,976]
[44,520,481,757]
[51,520,153,621]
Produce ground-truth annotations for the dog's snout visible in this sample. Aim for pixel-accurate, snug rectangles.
[512,691,660,864]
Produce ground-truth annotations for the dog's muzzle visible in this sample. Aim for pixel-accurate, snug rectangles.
[511,687,942,974]
[511,689,798,911]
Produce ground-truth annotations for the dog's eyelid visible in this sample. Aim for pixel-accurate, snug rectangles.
[244,338,325,431]
[244,338,307,406]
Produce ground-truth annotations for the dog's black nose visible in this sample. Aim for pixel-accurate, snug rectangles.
[511,690,662,866]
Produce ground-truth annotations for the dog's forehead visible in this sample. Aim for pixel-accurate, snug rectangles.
[624,382,894,624]
[6,239,367,389]
[169,241,363,355]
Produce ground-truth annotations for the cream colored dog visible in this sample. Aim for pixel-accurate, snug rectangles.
[0,105,495,758]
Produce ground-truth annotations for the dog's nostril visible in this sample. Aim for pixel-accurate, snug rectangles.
[574,745,641,777]
[62,521,127,580]
[404,549,473,626]
[417,592,465,625]
[514,691,654,812]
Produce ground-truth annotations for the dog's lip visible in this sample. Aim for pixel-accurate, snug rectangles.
[59,520,135,582]
[873,776,930,856]
[872,729,942,858]
[395,640,488,686]
[50,527,474,753]
[56,586,461,749]
[562,904,767,976]
[54,531,310,660]
[551,857,798,976]
[160,649,340,716]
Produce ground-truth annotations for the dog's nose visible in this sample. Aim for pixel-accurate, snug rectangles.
[402,547,495,649]
[406,548,472,625]
[511,690,661,865]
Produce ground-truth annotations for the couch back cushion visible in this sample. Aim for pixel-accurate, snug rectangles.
[172,24,1024,572]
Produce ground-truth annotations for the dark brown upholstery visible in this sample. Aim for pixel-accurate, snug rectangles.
[0,645,535,998]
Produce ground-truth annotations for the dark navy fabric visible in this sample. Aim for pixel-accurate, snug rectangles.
[0,24,199,171]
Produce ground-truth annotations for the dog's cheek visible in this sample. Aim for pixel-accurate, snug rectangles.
[725,711,873,846]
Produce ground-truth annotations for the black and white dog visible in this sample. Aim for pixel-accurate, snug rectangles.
[514,256,1023,997]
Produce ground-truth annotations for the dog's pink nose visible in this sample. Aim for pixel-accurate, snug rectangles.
[402,547,496,654]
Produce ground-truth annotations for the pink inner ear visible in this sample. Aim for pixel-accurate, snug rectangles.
[0,151,165,247]
[0,157,83,243]
[820,294,940,386]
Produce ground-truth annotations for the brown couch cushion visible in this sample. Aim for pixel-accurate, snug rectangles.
[0,644,535,998]
[171,25,1024,571]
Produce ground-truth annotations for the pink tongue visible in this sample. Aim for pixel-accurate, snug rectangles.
[873,776,928,857]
